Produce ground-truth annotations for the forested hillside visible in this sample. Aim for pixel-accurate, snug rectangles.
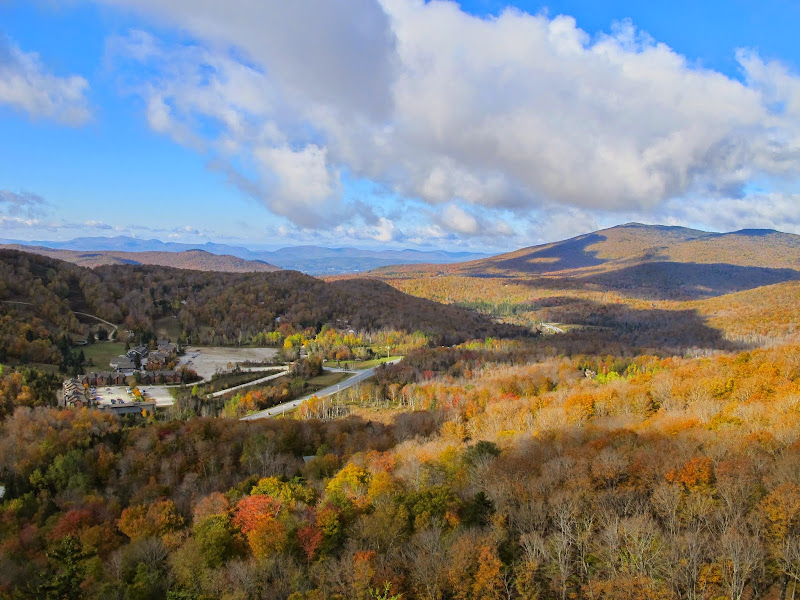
[2,341,800,599]
[0,250,524,367]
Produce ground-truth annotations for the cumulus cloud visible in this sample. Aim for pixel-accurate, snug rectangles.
[99,0,800,236]
[435,203,514,237]
[0,36,90,125]
[338,216,400,243]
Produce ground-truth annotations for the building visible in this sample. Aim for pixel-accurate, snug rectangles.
[127,345,149,360]
[99,401,157,416]
[110,355,137,373]
[62,379,88,407]
[146,351,172,370]
[138,370,182,385]
[157,340,177,353]
[80,371,126,387]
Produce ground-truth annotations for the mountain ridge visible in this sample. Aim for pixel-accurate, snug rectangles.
[371,223,800,277]
[362,223,800,301]
[0,236,488,274]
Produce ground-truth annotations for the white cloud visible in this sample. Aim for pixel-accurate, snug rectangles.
[0,36,90,125]
[660,193,800,235]
[84,220,113,230]
[254,145,341,227]
[98,0,395,118]
[98,0,800,238]
[338,217,400,243]
[0,215,40,228]
[439,203,479,235]
[376,4,781,210]
[434,202,516,239]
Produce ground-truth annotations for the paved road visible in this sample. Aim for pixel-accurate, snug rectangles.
[209,366,290,398]
[241,360,400,421]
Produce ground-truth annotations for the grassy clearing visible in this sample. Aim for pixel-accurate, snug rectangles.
[329,355,403,370]
[307,371,351,387]
[199,369,283,394]
[153,316,182,340]
[80,342,126,369]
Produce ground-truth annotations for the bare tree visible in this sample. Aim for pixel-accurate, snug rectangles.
[405,527,447,600]
[719,530,763,600]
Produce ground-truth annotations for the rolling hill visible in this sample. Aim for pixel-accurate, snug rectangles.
[0,245,280,273]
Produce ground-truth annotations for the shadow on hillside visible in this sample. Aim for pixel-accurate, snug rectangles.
[465,233,608,275]
[516,261,800,300]
[529,296,745,354]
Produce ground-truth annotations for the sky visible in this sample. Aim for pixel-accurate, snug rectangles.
[1,0,800,253]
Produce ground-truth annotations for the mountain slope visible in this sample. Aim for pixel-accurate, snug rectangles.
[370,223,800,300]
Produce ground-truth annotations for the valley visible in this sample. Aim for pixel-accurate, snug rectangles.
[1,224,799,600]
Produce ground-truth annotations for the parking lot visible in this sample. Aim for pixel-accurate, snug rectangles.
[91,385,174,407]
[177,346,280,380]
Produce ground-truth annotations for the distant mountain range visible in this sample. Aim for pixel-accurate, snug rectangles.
[0,236,488,275]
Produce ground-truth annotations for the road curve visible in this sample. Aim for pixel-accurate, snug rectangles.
[241,360,400,421]
[1,301,121,340]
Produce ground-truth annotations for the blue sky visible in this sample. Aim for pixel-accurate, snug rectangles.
[1,0,799,252]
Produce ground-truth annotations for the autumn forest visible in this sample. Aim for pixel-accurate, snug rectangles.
[2,224,800,600]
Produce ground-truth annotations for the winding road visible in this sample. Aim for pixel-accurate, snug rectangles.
[241,359,400,421]
[74,312,119,339]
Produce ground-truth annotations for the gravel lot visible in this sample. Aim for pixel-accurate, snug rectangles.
[178,346,280,380]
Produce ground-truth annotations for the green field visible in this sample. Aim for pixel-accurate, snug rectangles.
[79,342,126,370]
[307,371,351,387]
[327,355,403,370]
